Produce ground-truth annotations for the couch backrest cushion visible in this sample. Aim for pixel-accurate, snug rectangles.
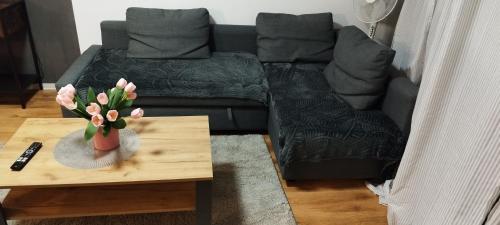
[126,7,210,59]
[209,25,257,55]
[256,12,335,63]
[101,21,258,54]
[324,26,396,110]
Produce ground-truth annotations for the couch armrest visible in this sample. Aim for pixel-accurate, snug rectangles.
[55,45,102,90]
[382,77,419,136]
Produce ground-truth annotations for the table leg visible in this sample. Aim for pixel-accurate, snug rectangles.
[196,181,212,225]
[0,202,7,225]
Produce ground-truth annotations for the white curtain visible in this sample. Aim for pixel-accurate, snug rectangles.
[387,0,500,224]
[390,0,436,84]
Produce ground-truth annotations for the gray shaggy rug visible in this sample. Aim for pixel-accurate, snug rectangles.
[0,135,296,225]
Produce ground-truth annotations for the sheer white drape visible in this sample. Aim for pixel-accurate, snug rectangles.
[390,0,435,84]
[387,0,500,224]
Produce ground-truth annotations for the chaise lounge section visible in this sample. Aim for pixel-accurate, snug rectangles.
[266,63,417,179]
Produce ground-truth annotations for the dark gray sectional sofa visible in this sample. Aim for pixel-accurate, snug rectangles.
[56,19,419,180]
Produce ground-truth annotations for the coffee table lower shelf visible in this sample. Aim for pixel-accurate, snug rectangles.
[1,182,197,220]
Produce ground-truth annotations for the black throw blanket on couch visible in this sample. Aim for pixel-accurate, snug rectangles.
[74,49,269,104]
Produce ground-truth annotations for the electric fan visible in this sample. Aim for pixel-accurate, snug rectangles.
[353,0,399,39]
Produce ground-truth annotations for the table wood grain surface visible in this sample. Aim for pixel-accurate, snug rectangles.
[0,116,213,188]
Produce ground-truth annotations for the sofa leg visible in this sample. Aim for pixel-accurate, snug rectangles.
[284,179,298,186]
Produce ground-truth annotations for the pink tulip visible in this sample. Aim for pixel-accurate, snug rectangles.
[58,84,76,99]
[97,92,109,105]
[116,78,127,89]
[86,102,101,116]
[106,110,119,122]
[56,95,77,110]
[56,84,77,110]
[57,86,65,95]
[130,108,144,119]
[91,114,104,127]
[127,92,137,100]
[55,95,63,105]
[66,84,76,95]
[124,82,136,93]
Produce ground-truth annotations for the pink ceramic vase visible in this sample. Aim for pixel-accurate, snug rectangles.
[93,128,120,151]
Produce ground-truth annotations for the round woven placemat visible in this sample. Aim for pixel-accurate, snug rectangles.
[53,128,140,169]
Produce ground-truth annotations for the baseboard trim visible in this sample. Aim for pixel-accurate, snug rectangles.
[43,83,56,90]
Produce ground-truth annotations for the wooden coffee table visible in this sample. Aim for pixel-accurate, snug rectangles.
[0,116,213,225]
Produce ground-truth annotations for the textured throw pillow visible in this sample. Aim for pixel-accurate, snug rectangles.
[324,26,395,110]
[256,12,335,62]
[126,7,210,59]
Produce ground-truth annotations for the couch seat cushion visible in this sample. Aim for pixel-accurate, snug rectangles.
[74,49,269,106]
[133,96,265,107]
[269,90,406,168]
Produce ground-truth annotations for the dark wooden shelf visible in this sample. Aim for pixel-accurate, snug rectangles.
[0,0,42,108]
[0,73,39,93]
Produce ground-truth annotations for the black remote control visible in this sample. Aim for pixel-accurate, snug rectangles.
[10,142,43,171]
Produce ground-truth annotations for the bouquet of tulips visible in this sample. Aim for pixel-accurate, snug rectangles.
[56,78,144,141]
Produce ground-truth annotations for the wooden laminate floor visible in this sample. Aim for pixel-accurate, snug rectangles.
[0,90,387,225]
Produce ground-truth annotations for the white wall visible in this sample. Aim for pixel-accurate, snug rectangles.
[72,0,366,51]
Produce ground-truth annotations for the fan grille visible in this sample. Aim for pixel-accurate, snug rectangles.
[354,0,399,23]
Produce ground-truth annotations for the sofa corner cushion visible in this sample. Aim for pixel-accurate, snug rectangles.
[126,7,210,59]
[265,63,331,94]
[324,25,396,110]
[256,12,335,63]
